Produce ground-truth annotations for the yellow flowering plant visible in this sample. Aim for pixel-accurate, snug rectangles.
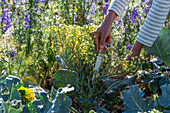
[47,17,115,76]
[17,86,34,105]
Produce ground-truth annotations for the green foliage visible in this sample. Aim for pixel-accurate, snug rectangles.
[164,110,170,113]
[2,101,24,113]
[0,73,73,113]
[0,75,21,102]
[52,69,78,88]
[138,70,169,93]
[95,106,110,113]
[0,0,170,112]
[158,84,170,108]
[103,75,137,94]
[32,92,72,113]
[56,55,66,68]
[145,27,170,67]
[21,76,37,88]
[122,85,157,113]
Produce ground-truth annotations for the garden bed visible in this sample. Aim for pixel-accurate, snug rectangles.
[0,0,170,112]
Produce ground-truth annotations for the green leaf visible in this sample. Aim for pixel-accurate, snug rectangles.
[159,77,170,86]
[51,86,58,100]
[122,85,156,113]
[0,70,8,78]
[103,75,137,94]
[22,103,36,113]
[21,76,37,88]
[54,93,72,113]
[95,106,110,113]
[9,106,24,113]
[1,101,23,113]
[1,75,21,101]
[56,56,66,68]
[3,102,10,113]
[0,99,4,112]
[32,89,72,113]
[138,71,169,93]
[21,105,31,113]
[144,27,170,68]
[150,79,159,93]
[6,75,21,92]
[163,110,170,113]
[52,69,78,88]
[32,92,52,113]
[158,83,170,108]
[138,71,165,83]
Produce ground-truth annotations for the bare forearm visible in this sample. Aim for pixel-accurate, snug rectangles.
[104,10,118,24]
[131,41,143,55]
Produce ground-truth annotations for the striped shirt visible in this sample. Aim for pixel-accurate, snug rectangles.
[108,0,170,47]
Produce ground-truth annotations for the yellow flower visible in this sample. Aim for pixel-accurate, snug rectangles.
[18,86,34,102]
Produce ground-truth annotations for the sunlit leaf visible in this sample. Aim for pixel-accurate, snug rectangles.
[52,69,78,88]
[56,55,66,68]
[144,27,170,68]
[21,76,37,88]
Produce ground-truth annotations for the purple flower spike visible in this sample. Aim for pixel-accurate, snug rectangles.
[1,8,11,32]
[6,49,17,60]
[36,0,39,4]
[126,44,131,51]
[130,8,138,23]
[103,2,109,15]
[24,12,30,29]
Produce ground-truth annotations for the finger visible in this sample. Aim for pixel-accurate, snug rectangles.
[106,38,111,43]
[93,35,100,53]
[106,33,111,43]
[103,46,108,51]
[100,33,108,50]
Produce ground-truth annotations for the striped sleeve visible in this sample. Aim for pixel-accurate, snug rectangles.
[136,0,170,47]
[108,0,130,16]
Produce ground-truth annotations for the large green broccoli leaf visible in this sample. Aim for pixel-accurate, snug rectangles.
[164,110,170,113]
[103,75,137,94]
[53,93,72,113]
[2,101,24,113]
[158,83,170,108]
[138,70,169,93]
[122,85,156,113]
[32,88,72,113]
[21,76,37,88]
[52,69,78,88]
[144,27,170,68]
[1,75,21,102]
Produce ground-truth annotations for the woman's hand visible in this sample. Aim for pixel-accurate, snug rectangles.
[111,41,144,79]
[125,41,143,60]
[92,10,118,53]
